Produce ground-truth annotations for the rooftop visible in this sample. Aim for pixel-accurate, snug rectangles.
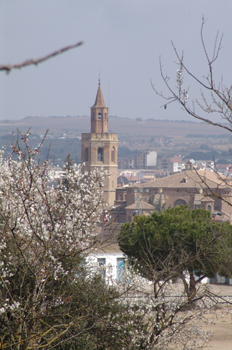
[138,169,232,189]
[125,200,156,210]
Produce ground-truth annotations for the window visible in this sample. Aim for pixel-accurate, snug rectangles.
[98,258,106,279]
[174,199,187,207]
[105,113,107,119]
[146,197,149,201]
[98,148,103,162]
[98,113,102,120]
[145,189,149,193]
[85,148,88,162]
[120,195,123,200]
[117,258,125,283]
[134,189,137,193]
[207,205,211,211]
[111,147,115,162]
[140,189,143,193]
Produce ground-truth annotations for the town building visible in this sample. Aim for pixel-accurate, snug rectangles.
[168,156,185,173]
[87,243,125,285]
[117,175,140,186]
[114,166,232,223]
[133,150,157,169]
[216,164,232,177]
[81,81,118,206]
[118,150,157,170]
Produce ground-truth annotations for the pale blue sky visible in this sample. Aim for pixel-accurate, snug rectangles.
[0,0,231,121]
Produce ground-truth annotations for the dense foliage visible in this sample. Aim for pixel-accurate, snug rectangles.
[118,206,232,297]
[0,133,158,350]
[0,133,116,349]
[0,133,229,349]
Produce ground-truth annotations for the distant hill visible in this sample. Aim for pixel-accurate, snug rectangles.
[0,116,230,138]
[0,117,231,164]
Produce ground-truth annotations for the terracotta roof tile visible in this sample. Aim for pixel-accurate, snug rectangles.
[125,200,155,210]
[137,169,231,189]
[200,196,215,202]
[91,243,122,254]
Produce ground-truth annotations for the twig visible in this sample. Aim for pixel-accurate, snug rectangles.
[0,41,84,73]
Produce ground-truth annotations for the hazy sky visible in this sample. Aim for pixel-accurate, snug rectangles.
[1,1,232,121]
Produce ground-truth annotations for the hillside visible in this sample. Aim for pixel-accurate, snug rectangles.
[0,117,231,164]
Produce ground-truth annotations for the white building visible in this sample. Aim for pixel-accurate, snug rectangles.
[87,243,126,284]
[146,151,157,167]
[168,162,185,173]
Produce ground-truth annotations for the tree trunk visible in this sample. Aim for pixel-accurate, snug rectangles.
[189,271,197,300]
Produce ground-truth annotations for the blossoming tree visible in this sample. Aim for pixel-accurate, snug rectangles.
[0,131,108,348]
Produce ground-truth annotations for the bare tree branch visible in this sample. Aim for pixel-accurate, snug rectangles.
[152,17,232,134]
[0,41,83,73]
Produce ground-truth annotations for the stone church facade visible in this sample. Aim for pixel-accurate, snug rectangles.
[115,168,232,223]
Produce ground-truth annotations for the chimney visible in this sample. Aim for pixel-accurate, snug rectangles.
[185,161,193,170]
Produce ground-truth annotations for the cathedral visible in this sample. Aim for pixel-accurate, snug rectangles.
[81,81,118,207]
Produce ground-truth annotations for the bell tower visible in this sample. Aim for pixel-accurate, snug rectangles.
[91,80,108,133]
[81,81,118,207]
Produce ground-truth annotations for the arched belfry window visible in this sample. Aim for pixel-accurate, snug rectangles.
[105,113,107,119]
[111,147,115,162]
[98,148,103,162]
[85,148,88,162]
[98,113,102,120]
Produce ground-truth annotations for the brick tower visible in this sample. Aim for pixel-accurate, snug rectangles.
[81,80,118,206]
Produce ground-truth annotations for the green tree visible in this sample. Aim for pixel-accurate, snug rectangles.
[153,191,165,213]
[0,235,150,350]
[118,206,232,299]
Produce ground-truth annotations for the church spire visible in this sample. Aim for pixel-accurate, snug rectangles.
[91,81,108,133]
[92,79,106,107]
